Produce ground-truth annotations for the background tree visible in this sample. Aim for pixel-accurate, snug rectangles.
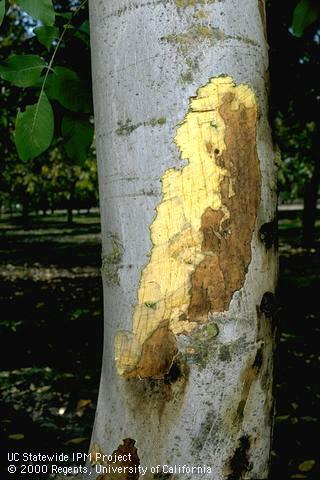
[268,0,320,246]
[0,0,96,223]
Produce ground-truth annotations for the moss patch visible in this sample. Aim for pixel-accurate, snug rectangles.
[162,25,258,52]
[116,119,139,136]
[116,118,166,136]
[163,25,226,46]
[186,323,219,369]
[180,58,199,84]
[175,0,220,7]
[180,71,194,83]
[101,233,123,286]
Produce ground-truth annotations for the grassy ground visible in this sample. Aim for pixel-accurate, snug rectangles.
[0,212,319,479]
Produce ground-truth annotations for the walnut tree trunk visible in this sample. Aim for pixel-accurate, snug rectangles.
[88,0,278,478]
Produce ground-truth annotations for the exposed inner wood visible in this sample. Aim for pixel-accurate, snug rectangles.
[133,325,178,378]
[188,92,260,321]
[114,77,260,378]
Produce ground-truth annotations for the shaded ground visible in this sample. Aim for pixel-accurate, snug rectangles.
[270,214,320,480]
[0,212,319,479]
[0,213,103,479]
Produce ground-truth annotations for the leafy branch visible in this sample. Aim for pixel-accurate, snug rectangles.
[37,0,88,110]
[292,0,320,37]
[0,0,93,163]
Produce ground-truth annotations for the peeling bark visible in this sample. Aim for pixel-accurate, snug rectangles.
[115,77,260,379]
[189,89,260,321]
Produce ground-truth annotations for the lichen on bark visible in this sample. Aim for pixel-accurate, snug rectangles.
[115,76,260,379]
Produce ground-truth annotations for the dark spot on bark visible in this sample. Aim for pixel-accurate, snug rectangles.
[233,346,265,425]
[259,219,278,249]
[124,358,189,422]
[164,360,181,384]
[219,344,231,362]
[236,399,246,421]
[214,148,220,155]
[253,345,264,370]
[260,292,278,318]
[153,473,173,479]
[226,435,252,480]
[206,142,213,153]
[96,438,140,480]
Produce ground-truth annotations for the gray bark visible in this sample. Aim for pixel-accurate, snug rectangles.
[88,0,278,478]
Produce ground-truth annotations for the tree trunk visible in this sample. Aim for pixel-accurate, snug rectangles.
[67,205,73,225]
[88,0,278,478]
[67,181,76,225]
[302,158,319,247]
[22,198,30,227]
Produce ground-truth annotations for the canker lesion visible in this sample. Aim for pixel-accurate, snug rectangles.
[114,76,260,379]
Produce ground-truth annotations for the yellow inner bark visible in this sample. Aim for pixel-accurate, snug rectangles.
[115,76,257,377]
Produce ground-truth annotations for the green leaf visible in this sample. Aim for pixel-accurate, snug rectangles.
[300,416,317,422]
[0,55,46,87]
[55,12,72,20]
[62,24,75,30]
[74,31,90,46]
[64,437,88,445]
[16,0,55,26]
[276,415,290,422]
[45,67,92,113]
[298,460,315,472]
[292,0,320,37]
[0,0,5,26]
[74,21,89,45]
[15,93,54,161]
[73,20,90,45]
[62,114,94,162]
[8,433,25,440]
[34,26,59,50]
[79,20,90,35]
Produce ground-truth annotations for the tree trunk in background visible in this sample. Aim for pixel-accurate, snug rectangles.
[303,158,319,247]
[67,184,75,226]
[67,205,73,225]
[88,0,278,478]
[22,197,30,227]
